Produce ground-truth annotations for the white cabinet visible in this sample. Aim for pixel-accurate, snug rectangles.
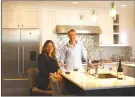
[97,9,113,46]
[98,8,134,47]
[119,8,133,46]
[39,10,56,46]
[55,11,69,25]
[83,10,93,26]
[55,10,94,26]
[2,7,39,28]
[119,10,129,46]
[2,8,19,28]
[19,8,39,28]
[83,10,98,26]
[68,10,82,25]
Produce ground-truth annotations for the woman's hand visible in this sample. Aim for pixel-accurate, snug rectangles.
[55,74,62,82]
[50,72,62,82]
[58,61,63,67]
[57,69,62,75]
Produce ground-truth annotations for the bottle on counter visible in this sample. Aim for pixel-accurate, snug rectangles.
[119,56,124,62]
[117,58,123,80]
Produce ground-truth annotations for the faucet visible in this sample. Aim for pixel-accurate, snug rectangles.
[86,58,90,75]
[86,43,104,76]
[98,46,104,69]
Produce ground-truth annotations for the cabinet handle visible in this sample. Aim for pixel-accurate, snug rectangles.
[17,46,20,75]
[18,25,19,27]
[22,25,23,27]
[22,46,24,75]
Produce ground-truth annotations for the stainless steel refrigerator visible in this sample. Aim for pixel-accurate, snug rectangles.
[2,28,40,78]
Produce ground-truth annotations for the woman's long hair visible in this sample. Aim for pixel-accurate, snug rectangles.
[41,40,56,59]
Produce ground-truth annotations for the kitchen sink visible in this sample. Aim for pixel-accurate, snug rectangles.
[92,74,117,79]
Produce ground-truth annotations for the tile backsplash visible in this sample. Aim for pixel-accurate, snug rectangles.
[55,34,132,61]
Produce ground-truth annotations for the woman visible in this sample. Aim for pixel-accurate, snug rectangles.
[36,40,62,90]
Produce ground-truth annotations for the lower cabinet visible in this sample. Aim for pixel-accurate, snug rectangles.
[2,88,29,96]
[2,79,29,96]
[124,66,135,78]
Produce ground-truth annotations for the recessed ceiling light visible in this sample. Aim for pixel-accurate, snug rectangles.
[72,1,79,4]
[120,4,127,7]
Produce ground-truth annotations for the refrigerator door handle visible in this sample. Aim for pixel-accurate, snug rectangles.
[17,46,20,75]
[22,46,24,75]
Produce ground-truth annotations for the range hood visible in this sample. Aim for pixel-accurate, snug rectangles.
[56,25,102,34]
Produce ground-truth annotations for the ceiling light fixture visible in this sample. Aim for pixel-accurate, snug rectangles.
[92,10,97,22]
[120,4,127,7]
[92,4,97,24]
[72,1,79,4]
[80,10,84,26]
[110,2,117,20]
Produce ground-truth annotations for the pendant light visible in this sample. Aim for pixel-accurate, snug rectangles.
[79,10,84,26]
[92,4,97,24]
[110,2,116,20]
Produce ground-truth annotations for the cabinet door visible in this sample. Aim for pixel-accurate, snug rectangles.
[2,8,19,28]
[19,8,39,28]
[68,10,82,25]
[42,11,56,40]
[97,9,113,46]
[119,9,133,46]
[55,10,69,25]
[56,10,83,25]
[39,10,56,44]
[83,10,93,26]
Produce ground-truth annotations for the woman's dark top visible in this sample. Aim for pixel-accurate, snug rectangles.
[36,54,59,89]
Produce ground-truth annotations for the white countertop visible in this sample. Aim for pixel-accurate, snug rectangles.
[83,62,135,67]
[61,68,135,90]
[95,62,135,68]
[122,62,135,68]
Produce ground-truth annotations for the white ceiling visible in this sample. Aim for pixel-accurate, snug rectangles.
[41,1,134,9]
[2,0,135,9]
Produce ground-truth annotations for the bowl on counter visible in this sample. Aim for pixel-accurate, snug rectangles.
[65,71,70,74]
[73,69,78,71]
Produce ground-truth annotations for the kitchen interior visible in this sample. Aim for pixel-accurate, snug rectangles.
[1,0,135,96]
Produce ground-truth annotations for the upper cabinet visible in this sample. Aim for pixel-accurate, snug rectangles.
[97,9,113,46]
[55,10,83,25]
[55,10,69,25]
[55,10,97,26]
[19,8,39,28]
[2,4,39,28]
[83,10,93,26]
[2,7,19,28]
[68,10,82,25]
[118,8,133,46]
[99,8,134,47]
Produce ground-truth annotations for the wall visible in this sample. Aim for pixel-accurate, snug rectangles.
[56,34,132,61]
[55,34,99,60]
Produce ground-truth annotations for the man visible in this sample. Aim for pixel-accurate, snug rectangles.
[59,29,87,71]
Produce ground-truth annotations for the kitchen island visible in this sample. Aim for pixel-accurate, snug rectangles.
[61,68,135,96]
[122,62,135,68]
